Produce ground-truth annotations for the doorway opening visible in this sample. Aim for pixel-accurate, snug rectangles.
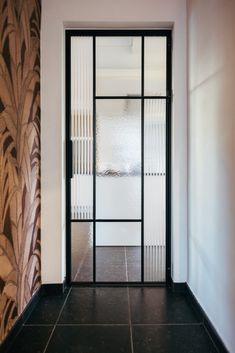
[65,30,172,285]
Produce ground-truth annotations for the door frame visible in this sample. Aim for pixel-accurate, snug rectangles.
[65,29,172,286]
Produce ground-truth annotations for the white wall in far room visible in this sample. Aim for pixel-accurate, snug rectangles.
[41,0,187,284]
[187,0,235,351]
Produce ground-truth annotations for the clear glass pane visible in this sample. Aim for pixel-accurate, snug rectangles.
[96,99,141,219]
[71,37,93,219]
[96,222,141,282]
[144,100,166,281]
[96,37,141,96]
[144,37,166,96]
[71,222,93,282]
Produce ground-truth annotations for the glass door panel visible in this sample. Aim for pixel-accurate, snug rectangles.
[68,31,171,284]
[96,99,141,219]
[71,222,93,282]
[144,99,166,282]
[144,37,167,96]
[96,222,141,282]
[70,37,93,220]
[96,36,141,96]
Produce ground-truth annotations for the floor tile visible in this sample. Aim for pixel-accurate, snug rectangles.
[96,247,127,282]
[26,291,69,324]
[96,264,127,282]
[129,287,200,324]
[132,324,218,353]
[74,251,93,282]
[72,246,144,282]
[59,287,129,324]
[125,246,141,263]
[96,247,125,264]
[71,222,93,282]
[126,247,141,281]
[7,325,53,353]
[45,325,131,353]
[127,264,141,282]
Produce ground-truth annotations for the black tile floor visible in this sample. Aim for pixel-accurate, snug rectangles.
[73,246,166,282]
[7,287,220,353]
[73,246,142,282]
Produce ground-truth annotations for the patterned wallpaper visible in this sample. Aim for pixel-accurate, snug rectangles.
[0,0,41,342]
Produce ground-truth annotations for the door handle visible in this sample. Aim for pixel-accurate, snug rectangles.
[69,140,73,179]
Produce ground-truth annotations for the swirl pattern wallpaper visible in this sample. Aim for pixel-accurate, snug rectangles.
[0,0,41,342]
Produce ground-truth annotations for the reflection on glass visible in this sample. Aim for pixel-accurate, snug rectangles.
[71,222,93,282]
[96,222,141,282]
[144,100,166,282]
[96,99,141,219]
[144,37,166,96]
[70,37,93,219]
[96,37,141,96]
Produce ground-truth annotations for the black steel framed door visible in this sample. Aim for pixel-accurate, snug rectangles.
[65,30,172,285]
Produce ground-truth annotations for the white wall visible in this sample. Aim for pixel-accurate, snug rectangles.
[187,0,235,351]
[41,0,187,283]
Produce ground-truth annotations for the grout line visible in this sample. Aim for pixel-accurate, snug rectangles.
[127,286,134,353]
[24,322,203,327]
[42,287,72,353]
[131,322,203,326]
[55,287,72,325]
[73,248,89,282]
[124,247,129,282]
[24,324,55,327]
[56,323,129,326]
[42,324,56,353]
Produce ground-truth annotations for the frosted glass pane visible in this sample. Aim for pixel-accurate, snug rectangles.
[96,99,141,219]
[144,100,166,282]
[70,37,93,219]
[96,222,141,282]
[96,37,141,96]
[71,222,93,282]
[144,37,166,96]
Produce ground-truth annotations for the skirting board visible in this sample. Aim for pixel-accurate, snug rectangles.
[185,283,229,353]
[0,282,66,353]
[170,280,228,353]
[0,288,41,353]
[41,282,67,296]
[0,281,228,353]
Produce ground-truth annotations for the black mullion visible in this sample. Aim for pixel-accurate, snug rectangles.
[71,219,142,222]
[71,219,93,222]
[141,35,145,283]
[95,96,169,100]
[166,33,172,97]
[66,29,171,37]
[96,219,142,222]
[71,282,166,287]
[166,33,172,285]
[93,36,96,283]
[65,32,71,285]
